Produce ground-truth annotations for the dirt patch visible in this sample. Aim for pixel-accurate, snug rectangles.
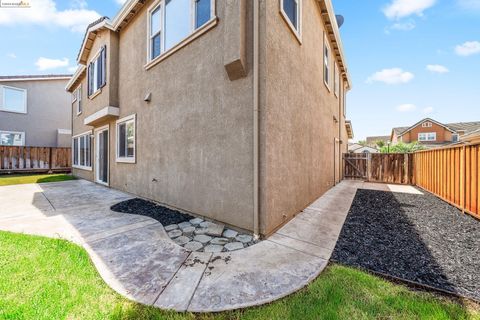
[332,189,480,301]
[111,198,194,226]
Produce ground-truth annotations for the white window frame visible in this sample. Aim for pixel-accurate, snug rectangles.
[116,114,136,163]
[0,130,25,146]
[418,132,436,142]
[334,62,340,98]
[279,0,302,43]
[324,35,331,91]
[146,0,217,66]
[76,85,82,115]
[1,85,27,114]
[72,131,93,171]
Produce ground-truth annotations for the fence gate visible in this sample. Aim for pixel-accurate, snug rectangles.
[343,153,368,180]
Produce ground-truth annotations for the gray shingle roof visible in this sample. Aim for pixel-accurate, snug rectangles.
[446,122,480,134]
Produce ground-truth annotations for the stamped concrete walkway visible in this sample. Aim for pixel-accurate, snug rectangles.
[0,179,417,312]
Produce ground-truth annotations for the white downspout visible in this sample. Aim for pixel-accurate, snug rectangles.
[253,0,260,238]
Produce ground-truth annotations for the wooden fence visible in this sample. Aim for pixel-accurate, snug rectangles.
[415,145,480,219]
[0,146,71,174]
[344,153,414,184]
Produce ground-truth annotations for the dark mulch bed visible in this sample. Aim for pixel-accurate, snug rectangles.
[332,189,480,301]
[111,198,194,226]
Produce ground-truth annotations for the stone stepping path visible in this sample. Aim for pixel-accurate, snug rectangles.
[0,179,359,312]
[165,218,258,252]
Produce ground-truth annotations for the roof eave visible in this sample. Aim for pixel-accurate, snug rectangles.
[65,65,87,92]
[320,0,352,90]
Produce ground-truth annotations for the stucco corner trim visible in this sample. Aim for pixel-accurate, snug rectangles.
[84,106,120,126]
[144,17,219,71]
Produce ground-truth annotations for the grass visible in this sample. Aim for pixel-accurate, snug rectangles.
[0,231,478,320]
[0,173,75,186]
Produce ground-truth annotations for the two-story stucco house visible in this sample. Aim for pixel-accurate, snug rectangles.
[0,75,72,147]
[66,0,352,237]
[391,118,480,148]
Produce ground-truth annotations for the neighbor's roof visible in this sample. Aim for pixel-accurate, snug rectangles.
[366,135,390,144]
[0,74,72,82]
[392,118,480,137]
[447,121,480,134]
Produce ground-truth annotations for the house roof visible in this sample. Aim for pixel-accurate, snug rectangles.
[366,135,390,145]
[446,122,480,134]
[0,74,72,82]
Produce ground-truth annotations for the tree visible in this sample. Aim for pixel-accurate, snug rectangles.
[376,140,386,148]
[380,142,425,153]
[358,140,367,146]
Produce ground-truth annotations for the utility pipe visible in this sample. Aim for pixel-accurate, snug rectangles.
[253,0,260,237]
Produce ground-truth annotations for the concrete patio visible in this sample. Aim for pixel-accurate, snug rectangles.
[0,179,420,312]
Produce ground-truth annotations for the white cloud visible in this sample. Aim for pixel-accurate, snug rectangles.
[0,0,101,33]
[457,0,480,10]
[385,21,416,34]
[7,53,17,59]
[455,41,480,56]
[115,0,128,4]
[423,107,435,114]
[426,64,449,73]
[367,68,414,85]
[396,104,417,112]
[35,57,69,71]
[383,0,437,20]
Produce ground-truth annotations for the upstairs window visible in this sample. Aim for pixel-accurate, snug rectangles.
[75,85,82,115]
[324,36,330,90]
[280,0,301,40]
[0,130,24,146]
[419,132,436,142]
[148,0,213,61]
[77,85,83,114]
[88,46,106,97]
[422,122,432,128]
[452,134,459,142]
[116,114,136,163]
[1,86,27,114]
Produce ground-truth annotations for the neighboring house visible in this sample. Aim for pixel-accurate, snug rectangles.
[348,144,378,154]
[66,0,352,237]
[366,135,390,147]
[391,118,480,148]
[0,75,72,147]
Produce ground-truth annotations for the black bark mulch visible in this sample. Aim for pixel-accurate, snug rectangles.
[111,198,194,226]
[332,189,480,301]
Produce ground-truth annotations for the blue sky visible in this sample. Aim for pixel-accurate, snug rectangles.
[1,0,479,141]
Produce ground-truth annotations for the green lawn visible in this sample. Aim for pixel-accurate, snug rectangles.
[0,231,478,320]
[0,173,75,186]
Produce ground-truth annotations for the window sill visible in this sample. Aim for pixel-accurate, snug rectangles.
[0,108,27,114]
[73,165,93,171]
[324,80,331,92]
[280,10,302,45]
[88,89,102,100]
[116,157,136,164]
[144,17,218,71]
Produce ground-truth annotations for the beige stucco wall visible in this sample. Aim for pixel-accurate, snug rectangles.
[260,0,348,235]
[0,79,71,147]
[72,0,255,231]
